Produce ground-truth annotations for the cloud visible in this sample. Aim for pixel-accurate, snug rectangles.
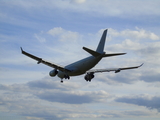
[109,27,159,40]
[71,0,86,4]
[123,110,153,117]
[136,42,160,57]
[0,90,62,120]
[2,0,160,19]
[1,0,160,119]
[0,78,112,120]
[1,79,159,120]
[27,78,110,104]
[115,95,160,112]
[34,33,46,43]
[0,78,109,105]
[27,77,80,91]
[36,90,109,104]
[104,28,160,60]
[47,27,82,42]
[140,72,160,83]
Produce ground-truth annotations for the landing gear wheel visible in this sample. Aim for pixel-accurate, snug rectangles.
[64,75,70,80]
[61,80,63,83]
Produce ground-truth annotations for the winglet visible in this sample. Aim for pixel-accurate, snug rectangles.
[20,47,23,53]
[139,63,144,67]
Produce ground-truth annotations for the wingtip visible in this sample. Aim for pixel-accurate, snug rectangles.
[139,63,144,67]
[20,47,24,53]
[120,53,127,55]
[105,29,108,32]
[20,47,23,51]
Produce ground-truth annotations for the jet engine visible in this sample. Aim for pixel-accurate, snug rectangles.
[115,68,121,73]
[49,69,58,77]
[84,73,94,82]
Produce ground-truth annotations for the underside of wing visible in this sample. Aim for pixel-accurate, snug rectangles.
[87,63,143,74]
[21,47,71,72]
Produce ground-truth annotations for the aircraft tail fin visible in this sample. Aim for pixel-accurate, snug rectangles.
[96,29,108,53]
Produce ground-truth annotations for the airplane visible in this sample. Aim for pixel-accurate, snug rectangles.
[21,29,143,83]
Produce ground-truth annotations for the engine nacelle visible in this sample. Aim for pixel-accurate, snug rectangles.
[115,68,121,73]
[49,69,58,77]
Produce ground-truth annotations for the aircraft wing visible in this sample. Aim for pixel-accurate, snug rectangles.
[86,63,143,74]
[21,47,71,72]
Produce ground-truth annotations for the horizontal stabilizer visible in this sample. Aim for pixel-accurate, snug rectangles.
[83,47,101,57]
[103,53,126,57]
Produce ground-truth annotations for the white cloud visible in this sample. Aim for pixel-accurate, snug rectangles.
[48,27,64,36]
[0,79,111,119]
[109,27,159,40]
[115,95,160,112]
[71,0,86,4]
[34,33,46,43]
[2,0,160,17]
[136,42,160,57]
[1,0,160,119]
[0,79,160,120]
[48,27,81,42]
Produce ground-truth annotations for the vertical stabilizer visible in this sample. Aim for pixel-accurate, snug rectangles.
[96,29,107,53]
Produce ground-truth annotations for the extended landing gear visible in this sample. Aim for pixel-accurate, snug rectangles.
[86,79,91,82]
[60,75,70,83]
[84,73,94,82]
[64,75,70,80]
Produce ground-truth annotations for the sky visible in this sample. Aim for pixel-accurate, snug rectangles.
[0,0,160,120]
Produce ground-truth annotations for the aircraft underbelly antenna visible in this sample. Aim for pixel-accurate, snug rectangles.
[96,29,107,53]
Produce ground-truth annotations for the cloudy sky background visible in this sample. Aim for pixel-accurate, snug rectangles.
[0,0,160,120]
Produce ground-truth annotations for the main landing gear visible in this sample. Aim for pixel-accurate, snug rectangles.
[84,73,94,82]
[60,75,70,83]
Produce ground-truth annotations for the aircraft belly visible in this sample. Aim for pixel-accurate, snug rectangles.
[66,56,101,76]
